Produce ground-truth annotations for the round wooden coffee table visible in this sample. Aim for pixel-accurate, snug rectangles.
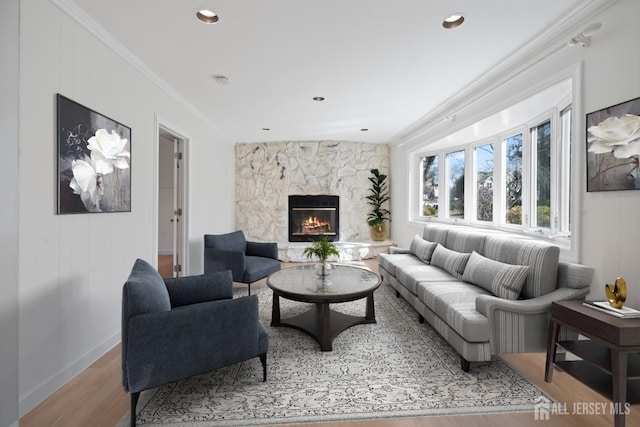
[267,264,381,351]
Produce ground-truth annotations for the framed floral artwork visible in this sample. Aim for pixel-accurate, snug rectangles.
[586,96,640,192]
[56,94,131,213]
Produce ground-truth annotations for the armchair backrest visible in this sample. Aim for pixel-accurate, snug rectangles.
[122,259,171,318]
[204,230,247,253]
[122,258,171,390]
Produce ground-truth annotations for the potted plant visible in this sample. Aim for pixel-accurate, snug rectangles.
[366,168,391,241]
[302,236,340,276]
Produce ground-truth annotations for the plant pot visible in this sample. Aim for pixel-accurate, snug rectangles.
[369,223,387,241]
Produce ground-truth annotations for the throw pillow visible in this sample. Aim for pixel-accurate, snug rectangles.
[462,251,530,300]
[165,270,234,307]
[409,234,438,263]
[430,244,470,279]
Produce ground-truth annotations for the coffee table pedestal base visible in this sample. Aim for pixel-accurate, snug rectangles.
[271,295,376,351]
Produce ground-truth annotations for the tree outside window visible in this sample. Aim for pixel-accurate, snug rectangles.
[533,121,551,228]
[504,134,523,225]
[421,155,439,216]
[448,150,465,219]
[475,144,493,222]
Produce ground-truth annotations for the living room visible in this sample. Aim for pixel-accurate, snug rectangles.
[2,1,640,427]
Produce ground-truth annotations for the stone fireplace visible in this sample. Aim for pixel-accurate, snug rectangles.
[288,195,339,242]
[235,141,391,260]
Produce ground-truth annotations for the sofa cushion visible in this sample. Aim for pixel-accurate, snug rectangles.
[483,235,559,298]
[431,245,470,279]
[409,235,438,263]
[378,253,426,277]
[422,223,449,245]
[396,264,461,295]
[444,228,487,254]
[416,280,491,342]
[462,251,529,300]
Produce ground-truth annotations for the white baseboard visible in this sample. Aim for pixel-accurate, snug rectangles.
[19,332,120,417]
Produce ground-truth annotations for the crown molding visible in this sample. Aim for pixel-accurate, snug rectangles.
[50,0,230,138]
[394,0,619,148]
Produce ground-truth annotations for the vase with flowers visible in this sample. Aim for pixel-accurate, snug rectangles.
[302,236,340,276]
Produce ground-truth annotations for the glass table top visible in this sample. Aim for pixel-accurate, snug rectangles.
[267,264,380,297]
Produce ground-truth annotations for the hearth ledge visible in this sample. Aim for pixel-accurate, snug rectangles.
[278,240,396,262]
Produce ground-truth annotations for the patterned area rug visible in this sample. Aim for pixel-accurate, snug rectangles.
[119,282,552,426]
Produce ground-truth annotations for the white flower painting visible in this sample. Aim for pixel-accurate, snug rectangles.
[57,95,131,213]
[586,97,640,192]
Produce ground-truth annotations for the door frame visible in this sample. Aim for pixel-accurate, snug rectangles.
[154,116,190,275]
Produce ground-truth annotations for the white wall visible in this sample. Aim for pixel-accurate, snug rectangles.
[0,0,20,425]
[390,0,640,308]
[17,0,234,416]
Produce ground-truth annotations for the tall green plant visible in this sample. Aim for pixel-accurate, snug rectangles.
[366,168,391,227]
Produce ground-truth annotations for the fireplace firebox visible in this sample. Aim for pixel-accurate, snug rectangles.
[288,195,339,242]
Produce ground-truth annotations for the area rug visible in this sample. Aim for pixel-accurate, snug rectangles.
[119,282,552,426]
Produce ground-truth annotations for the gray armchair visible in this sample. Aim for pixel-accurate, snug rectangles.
[204,230,281,295]
[121,259,268,427]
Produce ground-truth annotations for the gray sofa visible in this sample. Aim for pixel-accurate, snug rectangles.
[378,223,593,371]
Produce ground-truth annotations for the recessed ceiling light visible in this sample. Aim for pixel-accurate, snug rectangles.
[313,96,325,101]
[196,9,219,24]
[360,128,369,132]
[262,128,270,131]
[442,13,464,29]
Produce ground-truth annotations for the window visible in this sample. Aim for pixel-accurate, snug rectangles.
[414,82,575,253]
[531,120,551,229]
[447,150,465,219]
[421,155,439,216]
[475,143,494,222]
[504,134,523,225]
[411,77,579,254]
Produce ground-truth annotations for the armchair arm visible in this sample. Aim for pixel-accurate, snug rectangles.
[246,241,278,259]
[475,286,590,354]
[123,295,266,393]
[204,247,246,281]
[164,270,233,308]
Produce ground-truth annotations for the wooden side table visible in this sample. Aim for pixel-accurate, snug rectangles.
[545,300,640,427]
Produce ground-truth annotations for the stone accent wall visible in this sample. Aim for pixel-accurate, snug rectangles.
[235,141,390,244]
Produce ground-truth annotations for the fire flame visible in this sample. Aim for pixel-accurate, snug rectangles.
[302,216,331,232]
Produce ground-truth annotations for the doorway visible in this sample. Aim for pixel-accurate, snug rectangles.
[158,127,186,278]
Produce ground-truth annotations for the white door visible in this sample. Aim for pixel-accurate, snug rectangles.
[158,129,185,277]
[172,137,184,276]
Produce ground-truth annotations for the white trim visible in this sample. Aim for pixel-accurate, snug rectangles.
[50,0,230,139]
[19,332,120,417]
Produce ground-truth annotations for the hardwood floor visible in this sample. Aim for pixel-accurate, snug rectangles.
[20,260,638,427]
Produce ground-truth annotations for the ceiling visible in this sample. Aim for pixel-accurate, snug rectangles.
[69,0,596,145]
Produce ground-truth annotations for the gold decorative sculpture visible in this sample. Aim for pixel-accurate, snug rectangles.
[605,277,627,309]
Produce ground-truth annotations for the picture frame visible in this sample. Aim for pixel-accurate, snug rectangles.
[586,96,640,192]
[56,94,131,213]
